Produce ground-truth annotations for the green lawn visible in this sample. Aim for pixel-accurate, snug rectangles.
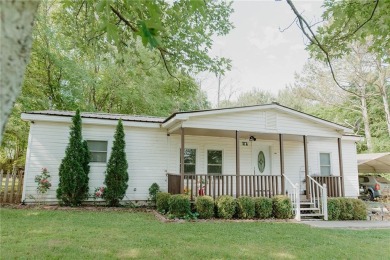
[1,208,389,259]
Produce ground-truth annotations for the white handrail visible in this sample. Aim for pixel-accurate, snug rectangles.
[283,174,300,221]
[307,176,328,220]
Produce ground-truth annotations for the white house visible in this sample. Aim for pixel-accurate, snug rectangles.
[21,103,360,217]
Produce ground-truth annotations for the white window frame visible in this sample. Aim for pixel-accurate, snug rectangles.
[206,149,223,175]
[87,140,109,164]
[318,152,332,176]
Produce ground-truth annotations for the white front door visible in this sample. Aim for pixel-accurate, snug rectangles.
[252,144,271,175]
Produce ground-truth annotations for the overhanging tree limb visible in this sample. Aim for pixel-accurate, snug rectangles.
[109,5,180,88]
[285,0,379,97]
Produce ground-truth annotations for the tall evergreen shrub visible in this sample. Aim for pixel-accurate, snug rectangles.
[57,109,90,206]
[104,119,129,206]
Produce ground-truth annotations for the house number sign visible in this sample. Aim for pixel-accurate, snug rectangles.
[258,151,265,173]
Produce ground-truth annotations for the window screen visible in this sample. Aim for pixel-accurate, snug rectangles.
[87,140,108,163]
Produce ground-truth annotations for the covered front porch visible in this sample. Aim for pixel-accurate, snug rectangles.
[166,127,345,201]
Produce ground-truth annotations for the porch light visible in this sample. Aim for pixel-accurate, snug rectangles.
[249,136,256,141]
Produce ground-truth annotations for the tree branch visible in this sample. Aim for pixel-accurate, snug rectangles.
[109,5,180,87]
[286,0,360,97]
[337,0,379,41]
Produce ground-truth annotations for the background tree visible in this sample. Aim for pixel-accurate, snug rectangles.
[0,0,233,143]
[1,0,213,170]
[104,119,128,207]
[0,1,40,144]
[57,110,90,206]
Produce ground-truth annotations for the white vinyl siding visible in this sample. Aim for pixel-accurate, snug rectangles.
[22,106,359,202]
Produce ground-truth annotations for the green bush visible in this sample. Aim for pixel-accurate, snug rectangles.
[169,194,191,218]
[148,183,160,205]
[236,196,255,219]
[195,196,215,219]
[272,195,292,219]
[339,198,354,220]
[352,199,367,220]
[327,198,342,220]
[327,198,367,220]
[216,195,236,219]
[156,192,171,214]
[254,197,273,219]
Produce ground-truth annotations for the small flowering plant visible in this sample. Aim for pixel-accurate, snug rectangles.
[34,168,52,194]
[93,187,105,200]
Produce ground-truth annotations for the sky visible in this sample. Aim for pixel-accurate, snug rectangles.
[199,0,324,106]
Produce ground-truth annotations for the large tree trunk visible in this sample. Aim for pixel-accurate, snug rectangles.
[360,95,373,152]
[0,1,40,144]
[382,91,390,137]
[375,57,390,137]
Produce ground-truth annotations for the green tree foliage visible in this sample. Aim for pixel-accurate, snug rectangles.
[2,0,218,169]
[60,0,233,76]
[219,88,274,108]
[313,0,389,62]
[104,119,129,206]
[57,110,90,206]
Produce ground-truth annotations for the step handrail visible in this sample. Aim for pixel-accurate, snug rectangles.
[282,174,300,221]
[307,175,328,220]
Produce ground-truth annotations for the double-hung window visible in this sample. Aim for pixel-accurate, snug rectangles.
[180,148,196,174]
[87,140,108,163]
[319,153,331,176]
[207,150,222,175]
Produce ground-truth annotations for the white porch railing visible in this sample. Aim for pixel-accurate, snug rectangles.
[307,175,328,220]
[283,174,300,221]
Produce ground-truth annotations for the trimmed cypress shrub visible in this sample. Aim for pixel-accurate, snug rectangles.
[156,192,171,213]
[168,194,191,218]
[254,197,273,219]
[352,199,367,220]
[195,196,214,219]
[57,109,90,206]
[236,196,255,219]
[272,195,292,219]
[216,195,236,219]
[104,119,129,207]
[327,198,342,220]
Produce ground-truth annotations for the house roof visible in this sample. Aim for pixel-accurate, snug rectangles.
[22,110,165,123]
[162,103,353,134]
[22,103,354,134]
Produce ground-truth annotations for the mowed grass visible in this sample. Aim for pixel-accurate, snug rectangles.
[1,208,389,259]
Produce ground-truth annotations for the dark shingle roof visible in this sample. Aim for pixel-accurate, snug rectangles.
[24,110,165,123]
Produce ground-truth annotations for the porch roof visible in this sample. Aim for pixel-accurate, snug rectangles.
[162,103,354,136]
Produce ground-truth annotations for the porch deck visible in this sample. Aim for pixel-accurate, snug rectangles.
[167,173,343,200]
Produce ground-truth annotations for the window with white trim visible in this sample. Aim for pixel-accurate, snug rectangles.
[87,140,108,163]
[180,148,196,174]
[319,153,331,176]
[207,150,222,175]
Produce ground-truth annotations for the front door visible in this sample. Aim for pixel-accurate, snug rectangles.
[252,144,271,175]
